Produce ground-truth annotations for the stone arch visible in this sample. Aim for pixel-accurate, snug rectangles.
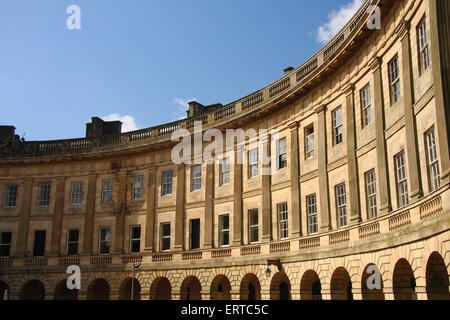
[87,278,110,300]
[300,270,322,300]
[119,277,141,300]
[330,267,353,300]
[0,281,10,300]
[54,279,78,300]
[150,277,172,300]
[20,280,45,300]
[210,275,231,300]
[426,251,449,300]
[393,258,417,300]
[180,276,202,300]
[240,273,261,300]
[361,264,385,300]
[270,272,291,300]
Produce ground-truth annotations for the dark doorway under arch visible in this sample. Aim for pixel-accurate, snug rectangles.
[393,258,417,300]
[87,279,110,300]
[426,252,449,300]
[180,276,202,300]
[20,280,45,300]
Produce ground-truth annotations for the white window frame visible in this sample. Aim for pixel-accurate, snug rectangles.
[71,182,83,205]
[276,138,287,170]
[3,185,18,208]
[335,183,347,228]
[132,175,144,200]
[160,223,171,252]
[425,128,440,192]
[365,170,378,219]
[99,227,111,255]
[306,194,318,235]
[191,166,202,191]
[417,17,430,74]
[305,126,315,160]
[38,184,51,207]
[162,171,173,196]
[219,215,230,247]
[248,209,259,244]
[248,148,258,178]
[332,107,343,145]
[220,158,230,186]
[278,203,289,240]
[360,84,372,128]
[388,56,401,104]
[102,180,114,203]
[395,152,409,208]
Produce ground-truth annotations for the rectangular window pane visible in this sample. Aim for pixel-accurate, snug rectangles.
[4,186,18,207]
[219,215,230,247]
[0,232,12,257]
[130,226,141,253]
[418,18,430,73]
[99,228,111,254]
[248,149,258,178]
[277,138,287,170]
[33,230,46,257]
[306,195,318,234]
[365,170,378,219]
[67,229,79,256]
[161,223,171,251]
[335,184,347,227]
[102,180,114,203]
[190,219,200,250]
[278,203,288,239]
[71,182,83,205]
[425,129,440,191]
[389,56,401,104]
[132,175,144,200]
[191,166,202,191]
[248,209,259,243]
[220,158,230,185]
[360,85,372,127]
[395,152,409,207]
[305,126,315,159]
[162,171,173,195]
[39,184,51,206]
[333,107,343,145]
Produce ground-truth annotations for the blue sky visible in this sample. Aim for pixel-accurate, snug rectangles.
[0,0,364,141]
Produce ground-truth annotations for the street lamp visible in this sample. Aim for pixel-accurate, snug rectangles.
[131,263,141,300]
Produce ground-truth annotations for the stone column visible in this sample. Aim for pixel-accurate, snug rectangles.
[429,0,450,185]
[233,145,243,246]
[370,57,392,214]
[261,132,272,242]
[204,163,214,249]
[397,20,423,201]
[343,84,361,224]
[289,121,302,237]
[174,164,185,251]
[144,167,156,252]
[15,178,33,257]
[315,105,331,232]
[114,169,127,254]
[50,177,66,256]
[82,174,96,255]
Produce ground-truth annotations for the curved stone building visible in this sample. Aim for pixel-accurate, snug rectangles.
[0,0,449,300]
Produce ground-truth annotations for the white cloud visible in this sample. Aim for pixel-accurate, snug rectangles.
[102,113,139,132]
[172,97,197,120]
[316,0,364,44]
